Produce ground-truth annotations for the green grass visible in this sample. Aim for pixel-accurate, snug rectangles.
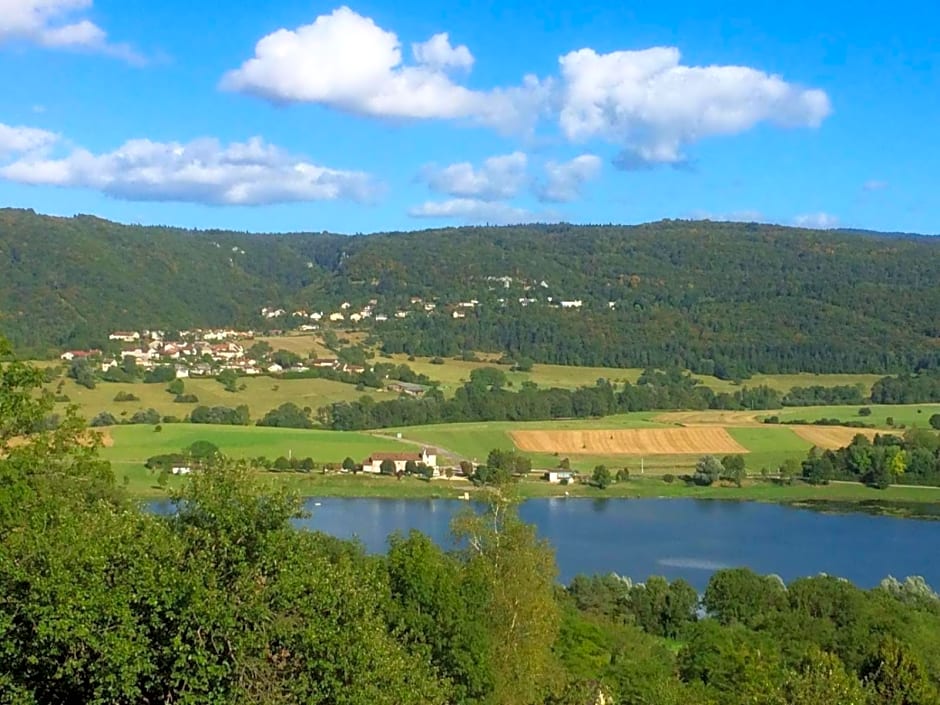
[103,424,409,468]
[51,375,375,421]
[770,404,940,429]
[726,427,813,472]
[387,354,883,396]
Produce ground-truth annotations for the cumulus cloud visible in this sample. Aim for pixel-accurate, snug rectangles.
[793,212,839,229]
[558,47,831,167]
[408,198,532,224]
[0,135,377,205]
[537,154,601,202]
[412,32,473,70]
[419,152,527,200]
[0,122,59,156]
[0,0,141,62]
[219,6,549,132]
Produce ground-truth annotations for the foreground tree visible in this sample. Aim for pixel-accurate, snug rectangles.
[452,491,561,705]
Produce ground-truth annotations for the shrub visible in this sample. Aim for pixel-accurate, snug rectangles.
[858,407,872,417]
[174,394,199,404]
[113,391,140,402]
[663,473,676,484]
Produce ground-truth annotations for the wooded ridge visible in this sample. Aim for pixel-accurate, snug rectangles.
[2,208,937,376]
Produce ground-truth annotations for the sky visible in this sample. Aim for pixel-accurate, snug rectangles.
[0,0,937,234]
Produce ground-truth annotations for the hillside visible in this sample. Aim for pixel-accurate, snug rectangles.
[1,208,938,376]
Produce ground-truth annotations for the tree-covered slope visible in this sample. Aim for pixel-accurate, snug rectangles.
[1,209,937,374]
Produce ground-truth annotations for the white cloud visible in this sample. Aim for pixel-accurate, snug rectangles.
[862,179,888,192]
[0,122,59,156]
[412,32,473,70]
[0,0,141,62]
[793,212,839,229]
[0,135,377,205]
[538,154,601,202]
[558,47,831,168]
[409,198,532,224]
[419,152,527,200]
[219,6,549,132]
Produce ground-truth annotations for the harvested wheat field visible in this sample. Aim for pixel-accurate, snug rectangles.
[510,427,748,455]
[791,426,879,449]
[653,410,764,426]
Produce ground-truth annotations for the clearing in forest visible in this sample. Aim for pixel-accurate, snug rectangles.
[510,427,748,455]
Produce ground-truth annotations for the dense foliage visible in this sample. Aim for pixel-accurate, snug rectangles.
[2,210,939,376]
[801,429,940,488]
[4,343,940,703]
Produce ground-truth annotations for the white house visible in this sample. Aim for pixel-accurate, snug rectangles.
[363,448,438,475]
[329,312,345,322]
[560,300,583,309]
[545,470,577,484]
[109,331,140,343]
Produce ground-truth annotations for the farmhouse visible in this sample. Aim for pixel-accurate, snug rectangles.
[544,470,578,484]
[363,448,438,475]
[60,349,101,361]
[109,331,140,342]
[387,381,429,397]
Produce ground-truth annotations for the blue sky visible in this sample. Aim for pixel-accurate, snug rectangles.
[0,0,937,234]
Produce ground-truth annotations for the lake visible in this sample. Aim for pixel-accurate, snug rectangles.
[295,497,940,590]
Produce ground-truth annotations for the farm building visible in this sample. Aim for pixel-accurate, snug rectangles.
[387,381,430,397]
[363,448,438,475]
[544,470,578,484]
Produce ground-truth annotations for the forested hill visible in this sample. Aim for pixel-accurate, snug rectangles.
[1,208,938,376]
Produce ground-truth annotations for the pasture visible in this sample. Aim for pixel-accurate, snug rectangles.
[50,375,378,421]
[101,424,409,469]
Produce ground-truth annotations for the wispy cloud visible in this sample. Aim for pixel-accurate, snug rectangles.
[537,154,601,202]
[0,0,143,63]
[418,152,528,200]
[793,212,839,229]
[862,179,888,192]
[408,198,533,224]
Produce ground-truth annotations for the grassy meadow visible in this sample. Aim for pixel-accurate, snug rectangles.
[769,403,940,429]
[51,374,379,421]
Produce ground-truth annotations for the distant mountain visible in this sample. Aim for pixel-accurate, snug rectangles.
[1,208,938,376]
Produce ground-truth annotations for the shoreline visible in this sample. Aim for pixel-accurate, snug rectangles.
[132,473,940,519]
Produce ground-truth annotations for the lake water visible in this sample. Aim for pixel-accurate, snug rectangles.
[294,497,940,590]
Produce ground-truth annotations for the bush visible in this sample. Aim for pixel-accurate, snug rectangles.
[53,394,70,402]
[90,411,118,427]
[663,473,676,483]
[859,407,872,417]
[129,408,161,425]
[430,357,445,365]
[174,394,199,404]
[113,391,140,402]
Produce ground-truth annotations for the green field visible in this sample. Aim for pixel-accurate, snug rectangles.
[769,404,940,429]
[51,374,378,421]
[385,354,884,396]
[102,424,409,467]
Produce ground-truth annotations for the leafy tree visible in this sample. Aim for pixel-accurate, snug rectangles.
[186,440,221,465]
[257,402,313,429]
[702,568,787,627]
[592,464,612,489]
[452,495,560,705]
[89,411,118,427]
[342,456,356,471]
[930,413,940,430]
[693,455,724,486]
[143,365,176,383]
[166,378,185,395]
[129,408,160,425]
[721,454,746,486]
[404,459,418,475]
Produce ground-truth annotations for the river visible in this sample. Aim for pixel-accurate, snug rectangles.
[294,497,940,590]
